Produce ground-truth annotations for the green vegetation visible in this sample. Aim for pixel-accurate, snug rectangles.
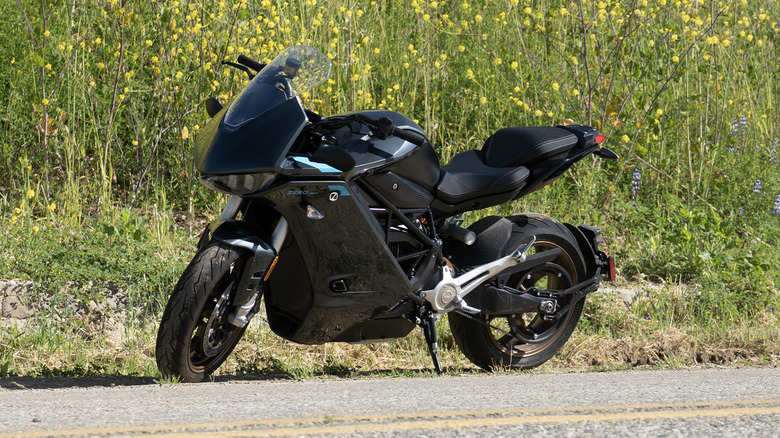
[1,0,779,378]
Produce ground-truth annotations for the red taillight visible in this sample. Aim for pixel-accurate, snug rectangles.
[595,134,607,144]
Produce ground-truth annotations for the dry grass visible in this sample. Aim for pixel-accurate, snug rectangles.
[2,280,779,379]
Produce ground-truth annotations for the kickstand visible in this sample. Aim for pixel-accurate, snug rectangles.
[417,308,442,374]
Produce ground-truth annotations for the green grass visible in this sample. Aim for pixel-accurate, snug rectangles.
[1,0,779,377]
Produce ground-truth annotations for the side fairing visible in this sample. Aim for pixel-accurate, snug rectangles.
[263,180,413,344]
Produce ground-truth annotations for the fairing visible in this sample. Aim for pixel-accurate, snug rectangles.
[195,46,331,176]
[262,181,414,344]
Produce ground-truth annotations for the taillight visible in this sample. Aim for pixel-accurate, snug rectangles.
[595,134,607,144]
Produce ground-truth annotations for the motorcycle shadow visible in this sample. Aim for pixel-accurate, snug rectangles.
[0,368,484,390]
[0,375,157,391]
[212,367,482,382]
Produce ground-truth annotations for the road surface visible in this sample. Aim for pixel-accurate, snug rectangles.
[1,367,779,436]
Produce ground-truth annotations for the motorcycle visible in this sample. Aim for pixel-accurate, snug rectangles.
[155,46,617,382]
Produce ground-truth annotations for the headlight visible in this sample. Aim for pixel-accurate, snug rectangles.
[200,173,275,195]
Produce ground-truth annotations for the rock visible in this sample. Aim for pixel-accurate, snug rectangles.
[1,280,32,320]
[1,280,33,329]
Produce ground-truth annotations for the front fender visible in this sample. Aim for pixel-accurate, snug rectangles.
[200,220,277,306]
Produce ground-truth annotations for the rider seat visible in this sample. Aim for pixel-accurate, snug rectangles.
[433,126,578,213]
[435,150,530,206]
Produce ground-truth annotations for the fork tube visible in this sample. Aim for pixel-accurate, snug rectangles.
[271,217,289,253]
[220,195,242,220]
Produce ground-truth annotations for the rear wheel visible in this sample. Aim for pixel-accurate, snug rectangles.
[156,242,249,382]
[449,214,586,371]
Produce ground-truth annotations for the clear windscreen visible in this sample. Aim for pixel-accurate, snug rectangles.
[223,46,331,131]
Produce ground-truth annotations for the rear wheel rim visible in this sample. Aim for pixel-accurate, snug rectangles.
[486,241,578,361]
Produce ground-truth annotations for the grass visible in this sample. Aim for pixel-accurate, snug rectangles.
[1,0,780,378]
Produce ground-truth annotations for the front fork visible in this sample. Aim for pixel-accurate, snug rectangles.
[202,195,288,328]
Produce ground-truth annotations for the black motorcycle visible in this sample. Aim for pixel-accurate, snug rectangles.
[156,46,617,382]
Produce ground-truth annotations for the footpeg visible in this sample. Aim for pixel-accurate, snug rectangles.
[452,296,480,314]
[511,236,536,262]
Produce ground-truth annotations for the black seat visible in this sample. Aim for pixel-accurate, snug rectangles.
[435,150,530,205]
[482,127,578,167]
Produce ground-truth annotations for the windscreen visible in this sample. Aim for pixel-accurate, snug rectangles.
[223,46,331,131]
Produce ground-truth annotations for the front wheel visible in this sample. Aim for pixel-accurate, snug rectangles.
[156,242,249,382]
[449,214,587,371]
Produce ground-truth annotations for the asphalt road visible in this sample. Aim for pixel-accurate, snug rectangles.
[1,367,779,437]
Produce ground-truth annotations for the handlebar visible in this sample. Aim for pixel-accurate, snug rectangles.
[355,115,427,147]
[391,126,427,147]
[237,54,266,72]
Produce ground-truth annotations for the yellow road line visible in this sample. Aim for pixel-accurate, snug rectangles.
[5,399,780,438]
[147,406,780,437]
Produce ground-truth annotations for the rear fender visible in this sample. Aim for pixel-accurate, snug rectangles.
[201,220,277,306]
[563,223,602,279]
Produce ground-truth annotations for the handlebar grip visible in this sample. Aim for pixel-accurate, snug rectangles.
[237,54,265,72]
[392,127,426,147]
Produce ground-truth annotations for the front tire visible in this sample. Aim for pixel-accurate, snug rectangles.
[449,214,587,371]
[156,242,249,382]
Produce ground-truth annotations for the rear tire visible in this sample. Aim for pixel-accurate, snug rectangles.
[449,214,586,371]
[156,242,249,382]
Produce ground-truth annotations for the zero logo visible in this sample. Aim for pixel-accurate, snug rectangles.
[329,192,339,202]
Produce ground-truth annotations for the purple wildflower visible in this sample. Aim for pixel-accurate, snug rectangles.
[773,196,780,217]
[754,180,762,194]
[632,169,641,196]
